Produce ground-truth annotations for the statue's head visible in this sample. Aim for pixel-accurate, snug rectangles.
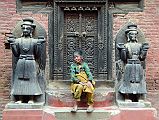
[125,24,138,42]
[73,50,84,64]
[21,18,36,37]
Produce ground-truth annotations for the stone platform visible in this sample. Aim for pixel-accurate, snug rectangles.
[2,81,158,120]
[3,107,157,120]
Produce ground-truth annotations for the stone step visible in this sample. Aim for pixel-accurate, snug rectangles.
[43,106,119,120]
[46,81,115,107]
[43,106,157,120]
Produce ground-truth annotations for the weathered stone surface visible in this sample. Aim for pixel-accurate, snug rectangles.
[5,102,44,109]
[46,81,115,107]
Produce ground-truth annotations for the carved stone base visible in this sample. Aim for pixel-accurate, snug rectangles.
[116,99,152,108]
[5,102,45,109]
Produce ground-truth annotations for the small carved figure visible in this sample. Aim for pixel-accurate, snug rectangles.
[70,50,95,112]
[116,24,149,102]
[8,18,46,104]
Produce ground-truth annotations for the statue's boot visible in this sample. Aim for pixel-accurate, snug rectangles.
[125,99,132,102]
[15,100,22,104]
[28,100,34,104]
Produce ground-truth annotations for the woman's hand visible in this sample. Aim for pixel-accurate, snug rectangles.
[86,81,92,87]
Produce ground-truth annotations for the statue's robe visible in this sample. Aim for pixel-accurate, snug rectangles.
[11,37,44,96]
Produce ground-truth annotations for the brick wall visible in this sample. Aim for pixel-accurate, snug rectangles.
[0,0,159,119]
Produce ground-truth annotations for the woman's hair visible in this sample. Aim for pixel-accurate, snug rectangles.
[74,49,84,56]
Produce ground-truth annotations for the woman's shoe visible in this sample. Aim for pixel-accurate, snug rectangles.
[71,105,78,113]
[86,105,94,113]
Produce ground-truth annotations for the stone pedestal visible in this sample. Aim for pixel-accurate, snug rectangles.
[2,108,58,120]
[5,102,44,109]
[116,100,152,108]
[3,102,45,120]
[118,108,157,120]
[3,109,43,120]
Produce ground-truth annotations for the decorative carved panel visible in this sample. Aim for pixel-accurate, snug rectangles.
[63,11,98,79]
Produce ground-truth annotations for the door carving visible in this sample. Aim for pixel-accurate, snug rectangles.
[63,11,98,79]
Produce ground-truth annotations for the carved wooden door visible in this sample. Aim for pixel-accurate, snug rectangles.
[63,11,98,79]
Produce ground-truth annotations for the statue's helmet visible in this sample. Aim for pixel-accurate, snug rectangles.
[125,24,138,42]
[21,18,36,29]
[125,24,138,34]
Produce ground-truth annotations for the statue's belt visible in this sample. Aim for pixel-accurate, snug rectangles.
[19,55,34,60]
[127,59,141,64]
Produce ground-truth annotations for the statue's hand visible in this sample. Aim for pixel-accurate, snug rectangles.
[117,43,125,50]
[38,36,46,44]
[7,35,15,43]
[142,43,149,50]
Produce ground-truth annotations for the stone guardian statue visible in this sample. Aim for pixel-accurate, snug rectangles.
[116,24,149,102]
[7,18,46,104]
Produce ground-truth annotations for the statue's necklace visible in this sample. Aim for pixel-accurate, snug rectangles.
[21,37,32,52]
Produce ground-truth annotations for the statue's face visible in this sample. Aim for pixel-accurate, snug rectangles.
[129,31,138,41]
[74,55,83,64]
[21,25,32,36]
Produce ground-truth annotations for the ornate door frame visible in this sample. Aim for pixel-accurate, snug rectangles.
[49,1,113,81]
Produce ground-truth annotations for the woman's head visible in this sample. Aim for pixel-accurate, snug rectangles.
[73,50,84,64]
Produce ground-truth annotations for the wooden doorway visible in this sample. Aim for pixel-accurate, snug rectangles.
[51,2,111,80]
